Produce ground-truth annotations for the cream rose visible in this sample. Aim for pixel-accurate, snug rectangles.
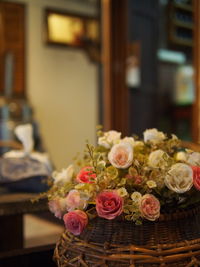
[165,163,193,193]
[187,152,200,166]
[98,130,121,149]
[148,149,169,169]
[139,194,160,221]
[122,138,145,150]
[121,137,135,146]
[52,164,74,185]
[143,128,166,144]
[108,142,133,169]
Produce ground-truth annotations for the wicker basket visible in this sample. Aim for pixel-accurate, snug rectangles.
[54,205,200,267]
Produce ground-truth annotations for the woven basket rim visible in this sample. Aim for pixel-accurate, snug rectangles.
[54,230,200,266]
[54,204,200,266]
[60,230,200,250]
[158,204,200,221]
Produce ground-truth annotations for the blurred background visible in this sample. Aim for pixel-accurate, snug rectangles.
[0,0,100,170]
[0,0,197,169]
[0,0,199,263]
[127,0,195,141]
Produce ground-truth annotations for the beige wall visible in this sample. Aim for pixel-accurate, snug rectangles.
[6,0,99,169]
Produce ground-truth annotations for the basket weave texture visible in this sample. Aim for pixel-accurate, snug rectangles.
[54,205,200,267]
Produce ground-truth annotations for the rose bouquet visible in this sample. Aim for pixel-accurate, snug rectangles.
[46,128,200,236]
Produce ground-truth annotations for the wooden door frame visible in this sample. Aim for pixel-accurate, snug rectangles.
[101,0,129,136]
[193,0,200,142]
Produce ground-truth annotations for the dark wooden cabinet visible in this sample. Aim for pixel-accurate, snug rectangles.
[0,2,25,97]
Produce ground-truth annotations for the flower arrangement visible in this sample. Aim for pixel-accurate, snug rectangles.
[46,128,200,236]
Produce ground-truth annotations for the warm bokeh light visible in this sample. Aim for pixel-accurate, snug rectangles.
[48,14,84,45]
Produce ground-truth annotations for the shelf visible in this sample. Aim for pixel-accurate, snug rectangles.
[169,35,193,46]
[168,1,194,48]
[173,19,193,30]
[174,2,193,12]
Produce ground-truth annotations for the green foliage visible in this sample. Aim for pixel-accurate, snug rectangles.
[106,166,118,180]
[123,200,142,223]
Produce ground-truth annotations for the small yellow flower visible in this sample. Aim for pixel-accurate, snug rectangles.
[117,187,128,197]
[175,151,187,162]
[131,192,142,202]
[146,180,157,188]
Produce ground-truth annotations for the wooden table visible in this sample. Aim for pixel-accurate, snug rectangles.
[0,244,56,267]
[0,193,48,251]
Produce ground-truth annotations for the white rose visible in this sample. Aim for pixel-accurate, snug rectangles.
[122,138,144,150]
[121,137,135,146]
[175,151,188,162]
[143,128,166,144]
[108,142,133,169]
[52,164,74,184]
[148,149,169,169]
[187,152,200,166]
[165,163,193,193]
[98,130,121,148]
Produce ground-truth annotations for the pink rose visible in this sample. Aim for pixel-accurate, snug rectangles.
[76,166,96,183]
[192,166,200,191]
[139,194,160,221]
[96,191,123,220]
[66,190,87,211]
[48,198,66,219]
[63,210,88,235]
